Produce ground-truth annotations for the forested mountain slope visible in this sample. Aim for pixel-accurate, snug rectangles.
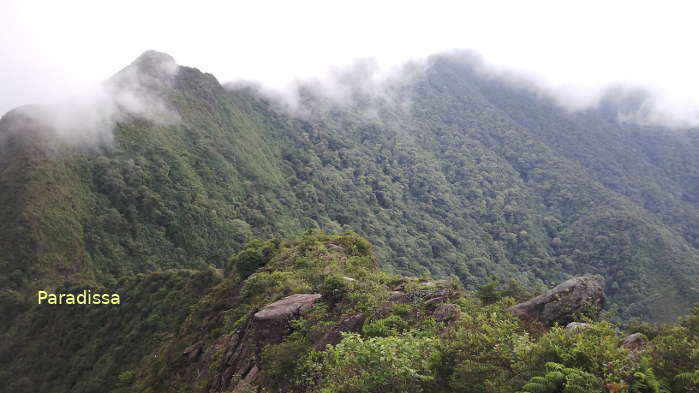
[1,50,698,321]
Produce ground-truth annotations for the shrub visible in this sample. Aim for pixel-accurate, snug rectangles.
[226,239,278,278]
[520,362,602,393]
[362,315,410,338]
[476,281,502,304]
[320,274,352,308]
[299,333,437,393]
[260,340,310,391]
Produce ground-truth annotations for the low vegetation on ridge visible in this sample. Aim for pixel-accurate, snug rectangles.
[3,232,696,393]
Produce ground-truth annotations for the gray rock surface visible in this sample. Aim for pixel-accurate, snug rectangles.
[390,288,455,304]
[620,333,647,351]
[507,276,605,326]
[253,293,321,320]
[207,293,321,392]
[253,293,322,347]
[433,303,461,322]
[565,322,592,332]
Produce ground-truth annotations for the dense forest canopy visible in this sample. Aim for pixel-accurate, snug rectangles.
[1,50,698,326]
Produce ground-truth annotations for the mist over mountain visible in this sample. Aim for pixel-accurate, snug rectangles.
[1,50,698,322]
[2,47,699,393]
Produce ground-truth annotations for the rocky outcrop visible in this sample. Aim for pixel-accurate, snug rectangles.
[327,243,345,252]
[433,303,460,322]
[565,322,592,332]
[252,294,322,348]
[390,287,456,304]
[507,276,605,327]
[314,313,367,350]
[620,333,647,351]
[171,292,377,393]
[208,294,321,392]
[183,342,204,361]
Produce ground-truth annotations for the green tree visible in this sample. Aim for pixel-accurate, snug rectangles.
[476,280,502,304]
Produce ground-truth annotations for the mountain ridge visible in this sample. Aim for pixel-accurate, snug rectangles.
[1,50,698,322]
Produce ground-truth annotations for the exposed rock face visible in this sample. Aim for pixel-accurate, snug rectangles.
[507,276,605,327]
[390,287,456,304]
[392,281,407,292]
[433,303,460,322]
[327,243,345,252]
[252,294,322,348]
[315,313,367,350]
[174,293,381,393]
[208,294,321,392]
[565,322,592,332]
[620,333,647,351]
[182,342,204,361]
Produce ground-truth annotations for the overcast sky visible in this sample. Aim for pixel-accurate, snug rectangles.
[2,0,699,124]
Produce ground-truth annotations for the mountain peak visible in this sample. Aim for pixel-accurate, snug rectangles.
[133,50,177,68]
[106,49,179,94]
[114,50,179,83]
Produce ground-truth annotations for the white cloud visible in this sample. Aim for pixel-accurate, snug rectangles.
[2,0,699,126]
[0,51,180,150]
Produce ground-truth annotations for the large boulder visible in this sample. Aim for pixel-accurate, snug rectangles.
[507,276,605,327]
[619,333,648,351]
[210,293,322,392]
[253,293,322,347]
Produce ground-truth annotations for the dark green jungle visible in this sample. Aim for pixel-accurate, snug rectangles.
[1,51,698,392]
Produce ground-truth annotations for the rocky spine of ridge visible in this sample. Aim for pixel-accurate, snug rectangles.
[165,275,607,393]
[176,293,366,392]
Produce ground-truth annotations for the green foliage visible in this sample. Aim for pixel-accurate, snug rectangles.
[527,322,634,381]
[623,321,672,341]
[651,313,699,390]
[520,362,602,393]
[629,358,669,393]
[434,301,532,392]
[362,315,410,338]
[476,280,502,304]
[260,340,311,391]
[501,279,537,302]
[320,274,352,308]
[674,369,699,392]
[1,229,698,393]
[117,370,136,390]
[0,269,220,393]
[3,52,699,392]
[682,304,699,338]
[226,238,279,278]
[300,333,437,393]
[4,51,699,324]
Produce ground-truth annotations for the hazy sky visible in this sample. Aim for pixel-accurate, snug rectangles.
[2,0,699,124]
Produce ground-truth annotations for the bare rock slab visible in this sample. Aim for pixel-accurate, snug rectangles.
[507,276,605,327]
[253,293,322,347]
